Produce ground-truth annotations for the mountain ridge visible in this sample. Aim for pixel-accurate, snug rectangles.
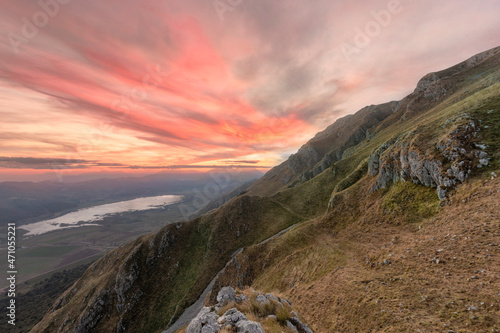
[31,46,500,333]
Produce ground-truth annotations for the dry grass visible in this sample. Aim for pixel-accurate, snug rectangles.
[275,304,292,324]
[217,301,237,316]
[249,176,500,332]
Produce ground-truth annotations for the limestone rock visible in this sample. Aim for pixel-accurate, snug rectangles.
[235,320,265,333]
[367,115,489,200]
[217,286,237,306]
[186,307,220,333]
[218,308,246,326]
[255,294,270,305]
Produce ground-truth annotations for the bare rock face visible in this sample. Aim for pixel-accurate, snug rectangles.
[73,291,109,333]
[115,244,142,312]
[219,308,247,326]
[216,286,237,305]
[247,102,396,196]
[399,46,500,120]
[368,113,489,200]
[291,102,397,184]
[288,146,321,176]
[186,307,220,333]
[235,320,265,333]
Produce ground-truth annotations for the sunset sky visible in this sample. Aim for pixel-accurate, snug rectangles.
[1,0,499,181]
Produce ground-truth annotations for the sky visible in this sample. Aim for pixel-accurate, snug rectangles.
[0,0,499,181]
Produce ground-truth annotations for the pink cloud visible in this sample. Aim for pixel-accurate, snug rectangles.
[0,0,499,177]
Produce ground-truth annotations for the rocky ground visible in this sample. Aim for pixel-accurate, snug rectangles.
[181,286,313,333]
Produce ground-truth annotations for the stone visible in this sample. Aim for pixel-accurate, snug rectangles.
[256,294,270,305]
[201,325,219,333]
[187,307,220,333]
[265,293,281,304]
[235,320,265,333]
[218,308,246,325]
[236,294,249,303]
[289,316,314,333]
[287,320,299,332]
[367,120,490,201]
[217,287,237,306]
[479,158,489,166]
[437,186,447,201]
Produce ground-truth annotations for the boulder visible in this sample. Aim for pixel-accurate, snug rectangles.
[218,308,246,326]
[186,307,220,333]
[289,316,313,333]
[217,287,237,306]
[255,294,270,305]
[235,320,265,333]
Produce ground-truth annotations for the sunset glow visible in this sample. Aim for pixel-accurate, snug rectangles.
[1,0,499,181]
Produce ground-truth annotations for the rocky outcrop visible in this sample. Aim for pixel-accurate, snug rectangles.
[247,102,397,196]
[291,102,397,183]
[368,113,490,200]
[32,46,500,333]
[187,287,312,333]
[115,244,142,312]
[248,47,500,198]
[186,289,262,333]
[73,291,109,333]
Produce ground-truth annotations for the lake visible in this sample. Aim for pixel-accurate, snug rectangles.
[19,194,183,236]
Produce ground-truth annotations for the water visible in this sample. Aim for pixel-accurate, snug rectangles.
[19,194,183,236]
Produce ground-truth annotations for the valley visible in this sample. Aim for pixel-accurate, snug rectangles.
[0,171,259,292]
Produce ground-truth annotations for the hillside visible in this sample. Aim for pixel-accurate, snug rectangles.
[32,46,500,332]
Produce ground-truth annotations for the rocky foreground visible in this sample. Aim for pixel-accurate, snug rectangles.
[185,287,312,333]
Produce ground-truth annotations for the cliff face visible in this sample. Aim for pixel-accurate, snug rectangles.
[32,46,500,333]
[246,102,397,197]
[367,113,490,200]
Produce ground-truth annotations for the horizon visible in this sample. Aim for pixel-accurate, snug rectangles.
[1,0,500,182]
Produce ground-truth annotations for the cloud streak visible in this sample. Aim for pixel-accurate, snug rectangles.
[0,0,499,178]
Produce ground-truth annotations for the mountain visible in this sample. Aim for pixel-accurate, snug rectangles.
[31,46,500,333]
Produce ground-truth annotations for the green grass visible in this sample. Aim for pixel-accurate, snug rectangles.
[469,95,500,170]
[381,181,441,224]
[333,160,368,194]
[128,196,304,333]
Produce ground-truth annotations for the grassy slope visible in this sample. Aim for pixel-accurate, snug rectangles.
[0,264,91,333]
[211,59,500,332]
[32,196,304,333]
[248,177,499,332]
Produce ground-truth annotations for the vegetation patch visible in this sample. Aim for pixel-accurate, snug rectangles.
[334,160,368,193]
[381,181,440,224]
